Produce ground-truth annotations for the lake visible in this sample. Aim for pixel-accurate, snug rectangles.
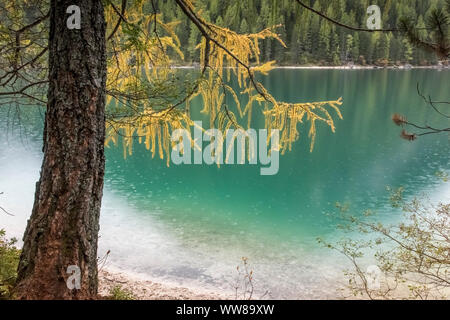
[1,69,449,299]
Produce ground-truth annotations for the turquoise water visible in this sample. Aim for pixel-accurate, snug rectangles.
[1,69,449,298]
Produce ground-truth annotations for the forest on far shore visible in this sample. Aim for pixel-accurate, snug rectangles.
[155,0,446,66]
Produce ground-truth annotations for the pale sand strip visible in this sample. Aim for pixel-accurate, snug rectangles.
[98,269,232,300]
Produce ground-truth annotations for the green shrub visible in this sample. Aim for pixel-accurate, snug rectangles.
[109,285,135,300]
[0,229,20,299]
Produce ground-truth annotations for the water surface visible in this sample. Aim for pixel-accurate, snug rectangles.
[1,69,449,298]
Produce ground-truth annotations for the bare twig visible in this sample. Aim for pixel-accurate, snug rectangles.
[417,83,450,118]
[0,192,14,216]
[107,0,128,41]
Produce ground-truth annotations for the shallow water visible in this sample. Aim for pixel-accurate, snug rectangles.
[1,69,449,299]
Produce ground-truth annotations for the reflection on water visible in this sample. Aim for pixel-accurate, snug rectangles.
[1,69,449,298]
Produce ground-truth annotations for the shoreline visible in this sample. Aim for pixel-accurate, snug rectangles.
[273,65,449,70]
[98,266,449,300]
[98,267,233,300]
[172,64,449,70]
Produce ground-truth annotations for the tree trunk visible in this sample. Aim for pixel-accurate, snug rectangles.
[15,0,106,299]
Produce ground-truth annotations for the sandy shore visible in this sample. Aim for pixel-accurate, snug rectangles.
[98,268,232,300]
[98,267,450,300]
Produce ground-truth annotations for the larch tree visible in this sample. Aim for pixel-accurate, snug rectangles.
[0,0,343,299]
[8,0,107,299]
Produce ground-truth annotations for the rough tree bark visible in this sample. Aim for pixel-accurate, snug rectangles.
[14,0,106,299]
